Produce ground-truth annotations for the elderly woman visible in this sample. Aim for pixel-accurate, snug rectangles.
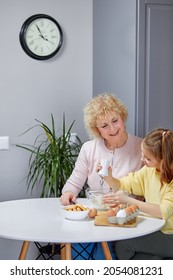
[60,92,143,205]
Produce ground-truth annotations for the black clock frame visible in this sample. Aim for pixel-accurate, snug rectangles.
[19,14,63,60]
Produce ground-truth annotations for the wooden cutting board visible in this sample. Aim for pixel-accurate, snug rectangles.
[94,212,137,227]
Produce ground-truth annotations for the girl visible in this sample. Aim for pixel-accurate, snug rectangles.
[102,128,173,259]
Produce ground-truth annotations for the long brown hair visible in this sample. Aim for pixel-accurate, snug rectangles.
[143,128,173,184]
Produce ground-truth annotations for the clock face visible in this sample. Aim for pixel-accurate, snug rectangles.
[19,14,63,60]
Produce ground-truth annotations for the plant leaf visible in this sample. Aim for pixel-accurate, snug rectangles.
[16,114,82,198]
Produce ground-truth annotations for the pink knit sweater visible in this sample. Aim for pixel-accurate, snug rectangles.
[62,133,143,196]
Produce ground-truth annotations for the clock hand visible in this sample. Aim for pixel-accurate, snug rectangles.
[36,25,54,45]
[44,37,54,45]
[36,24,45,39]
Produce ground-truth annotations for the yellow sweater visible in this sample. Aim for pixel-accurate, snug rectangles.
[120,165,173,234]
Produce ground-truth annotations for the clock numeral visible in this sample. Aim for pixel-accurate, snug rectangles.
[50,28,56,33]
[30,28,35,33]
[29,40,35,46]
[34,45,39,51]
[27,35,34,39]
[50,41,56,46]
[40,21,44,27]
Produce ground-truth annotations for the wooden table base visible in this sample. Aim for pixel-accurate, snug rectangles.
[101,242,112,260]
[60,243,72,260]
[19,241,112,260]
[18,241,30,260]
[60,242,112,260]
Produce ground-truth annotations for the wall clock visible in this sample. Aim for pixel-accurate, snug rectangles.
[19,14,63,60]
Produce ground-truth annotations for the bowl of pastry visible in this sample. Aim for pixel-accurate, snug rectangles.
[63,203,90,220]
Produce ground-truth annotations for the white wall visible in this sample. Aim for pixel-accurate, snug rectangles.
[0,0,93,259]
[93,0,136,133]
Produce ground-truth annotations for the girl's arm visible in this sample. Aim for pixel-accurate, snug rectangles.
[104,175,121,190]
[101,166,163,218]
[124,194,162,218]
[103,191,163,219]
[134,199,162,218]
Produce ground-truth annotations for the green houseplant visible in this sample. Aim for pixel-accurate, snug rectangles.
[16,114,82,198]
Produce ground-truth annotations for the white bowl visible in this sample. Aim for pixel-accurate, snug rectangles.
[63,205,89,220]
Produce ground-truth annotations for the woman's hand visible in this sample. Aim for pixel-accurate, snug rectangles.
[60,192,76,206]
[96,162,102,173]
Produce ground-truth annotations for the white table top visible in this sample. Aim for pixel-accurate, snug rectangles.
[0,198,165,243]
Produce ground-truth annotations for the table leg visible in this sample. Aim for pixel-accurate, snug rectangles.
[60,243,66,260]
[60,243,71,260]
[18,241,30,260]
[101,242,112,260]
[65,243,72,260]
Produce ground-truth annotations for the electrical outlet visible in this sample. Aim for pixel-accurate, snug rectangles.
[0,136,9,150]
[69,133,77,144]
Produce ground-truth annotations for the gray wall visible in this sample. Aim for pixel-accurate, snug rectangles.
[0,0,137,259]
[93,0,136,133]
[0,0,93,260]
[0,0,93,202]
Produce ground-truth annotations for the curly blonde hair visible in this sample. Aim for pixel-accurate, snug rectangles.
[83,92,128,138]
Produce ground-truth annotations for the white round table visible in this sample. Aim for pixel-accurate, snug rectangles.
[0,198,165,259]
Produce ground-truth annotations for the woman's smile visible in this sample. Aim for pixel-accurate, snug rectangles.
[109,130,119,137]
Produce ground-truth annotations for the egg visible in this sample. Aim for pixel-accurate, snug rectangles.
[118,204,125,209]
[116,209,127,218]
[130,204,139,212]
[112,206,120,215]
[125,206,133,216]
[106,209,115,217]
[116,209,127,225]
[88,208,97,218]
